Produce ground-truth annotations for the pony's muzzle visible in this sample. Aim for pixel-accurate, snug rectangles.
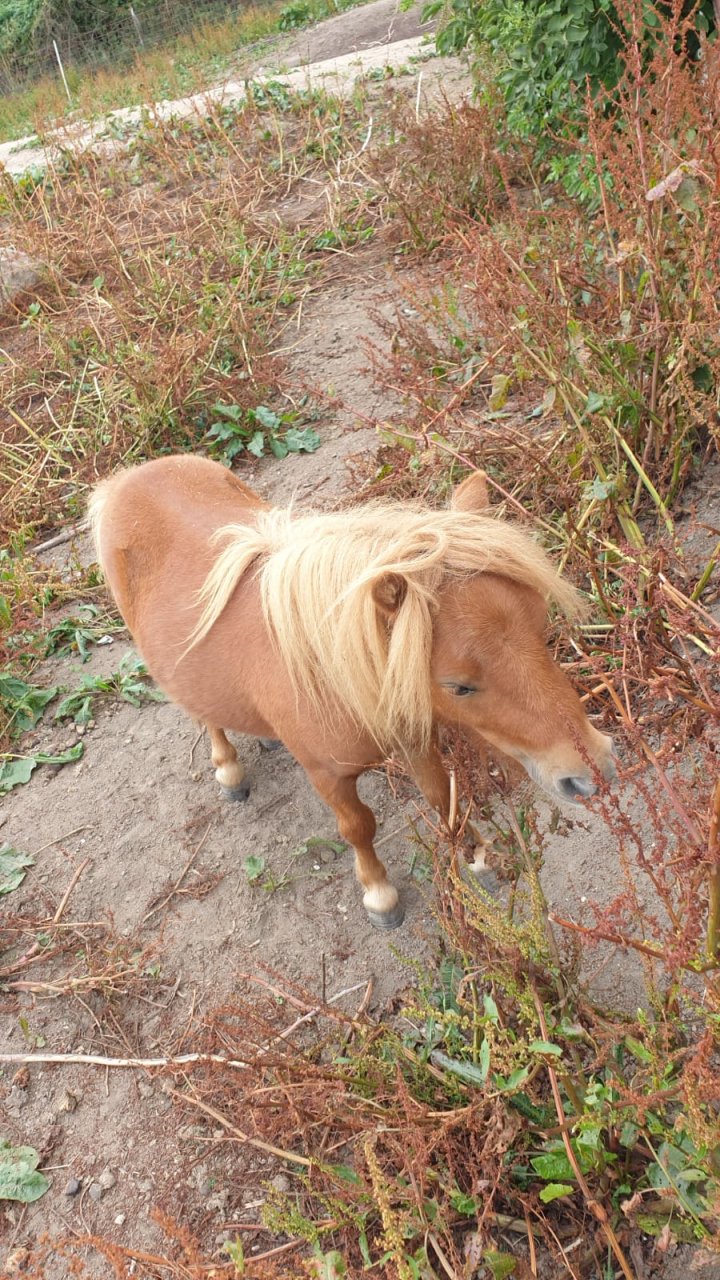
[557,774,596,802]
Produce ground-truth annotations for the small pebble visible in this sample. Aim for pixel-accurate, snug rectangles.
[114,1213,126,1226]
[89,1182,103,1201]
[98,1169,116,1190]
[64,1177,82,1197]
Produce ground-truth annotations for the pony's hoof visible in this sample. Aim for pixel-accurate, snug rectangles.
[259,738,282,752]
[220,782,250,802]
[366,902,405,930]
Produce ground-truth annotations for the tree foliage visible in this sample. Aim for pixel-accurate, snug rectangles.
[422,0,715,194]
[0,0,136,60]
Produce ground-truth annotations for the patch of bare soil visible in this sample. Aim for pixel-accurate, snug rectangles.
[274,0,433,68]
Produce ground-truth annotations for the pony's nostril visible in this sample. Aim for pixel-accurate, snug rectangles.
[558,775,596,802]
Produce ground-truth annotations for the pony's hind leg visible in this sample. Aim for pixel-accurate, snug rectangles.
[309,769,404,929]
[207,725,249,802]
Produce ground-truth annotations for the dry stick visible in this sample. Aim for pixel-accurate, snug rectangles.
[167,1087,312,1168]
[32,524,84,554]
[33,825,92,856]
[142,821,213,923]
[706,778,720,962]
[0,979,371,1070]
[531,990,635,1280]
[523,1203,538,1277]
[3,857,91,976]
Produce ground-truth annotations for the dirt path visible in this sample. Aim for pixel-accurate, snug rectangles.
[0,0,448,177]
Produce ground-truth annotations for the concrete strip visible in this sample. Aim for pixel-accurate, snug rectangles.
[0,34,433,177]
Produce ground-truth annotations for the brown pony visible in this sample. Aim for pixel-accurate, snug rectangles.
[89,455,614,928]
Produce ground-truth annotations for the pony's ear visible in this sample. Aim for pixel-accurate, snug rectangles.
[451,471,490,512]
[373,572,407,621]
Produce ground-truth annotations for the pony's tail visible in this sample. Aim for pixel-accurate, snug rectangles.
[87,478,114,577]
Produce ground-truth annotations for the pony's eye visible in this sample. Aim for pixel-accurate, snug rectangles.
[452,684,476,697]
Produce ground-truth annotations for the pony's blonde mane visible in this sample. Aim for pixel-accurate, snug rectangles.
[191,503,583,751]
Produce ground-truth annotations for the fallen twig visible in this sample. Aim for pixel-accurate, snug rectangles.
[142,820,214,923]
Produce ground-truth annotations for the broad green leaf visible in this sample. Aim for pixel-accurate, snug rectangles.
[246,431,265,458]
[243,855,266,883]
[539,1182,574,1203]
[0,1140,50,1203]
[530,1151,575,1181]
[450,1189,476,1215]
[584,390,605,414]
[0,743,84,794]
[329,1163,361,1184]
[589,477,615,500]
[431,1051,489,1086]
[624,1035,653,1064]
[0,757,36,793]
[285,427,321,453]
[0,675,58,734]
[528,1039,563,1056]
[0,845,34,895]
[268,436,289,459]
[254,405,281,431]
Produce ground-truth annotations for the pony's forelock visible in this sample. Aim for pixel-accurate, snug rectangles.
[190,503,584,750]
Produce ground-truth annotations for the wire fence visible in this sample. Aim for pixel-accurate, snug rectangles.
[0,0,272,97]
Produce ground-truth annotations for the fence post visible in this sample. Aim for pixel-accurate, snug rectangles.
[53,39,72,103]
[130,6,145,47]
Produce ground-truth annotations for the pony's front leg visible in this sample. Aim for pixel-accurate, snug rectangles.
[406,742,452,826]
[207,725,249,802]
[308,768,404,930]
[406,743,488,854]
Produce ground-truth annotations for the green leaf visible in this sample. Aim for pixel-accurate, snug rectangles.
[528,1039,563,1056]
[213,401,243,422]
[530,1151,575,1181]
[223,1237,245,1272]
[0,1140,50,1203]
[431,1051,490,1086]
[539,1182,574,1203]
[450,1189,477,1215]
[483,993,499,1024]
[243,855,266,884]
[496,1066,531,1091]
[619,1121,639,1148]
[0,757,37,793]
[584,390,606,414]
[254,405,281,431]
[268,435,289,459]
[284,427,321,453]
[1,742,85,793]
[589,477,615,500]
[483,1250,517,1280]
[246,430,265,458]
[0,675,58,735]
[35,744,84,766]
[624,1035,653,1064]
[329,1163,361,1184]
[313,1250,346,1279]
[0,845,34,895]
